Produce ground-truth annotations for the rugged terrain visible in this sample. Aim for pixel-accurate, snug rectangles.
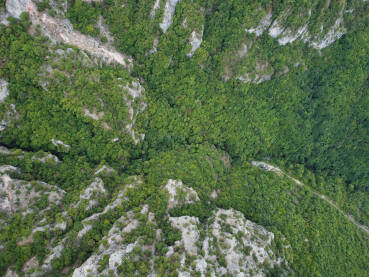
[0,0,368,276]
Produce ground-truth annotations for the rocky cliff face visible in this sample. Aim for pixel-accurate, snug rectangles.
[0,0,367,276]
[5,0,133,68]
[0,140,288,276]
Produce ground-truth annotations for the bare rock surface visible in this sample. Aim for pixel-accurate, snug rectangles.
[160,0,181,33]
[5,0,133,69]
[0,79,9,103]
[187,25,204,57]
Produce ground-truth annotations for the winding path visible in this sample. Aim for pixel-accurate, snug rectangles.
[251,161,369,236]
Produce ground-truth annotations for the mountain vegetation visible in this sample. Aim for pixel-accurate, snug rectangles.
[0,0,368,276]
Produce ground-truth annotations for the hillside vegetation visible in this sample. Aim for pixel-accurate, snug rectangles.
[0,0,368,276]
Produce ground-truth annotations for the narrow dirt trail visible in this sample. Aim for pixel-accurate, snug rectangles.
[251,161,369,236]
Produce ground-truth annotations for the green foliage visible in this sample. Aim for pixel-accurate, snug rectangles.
[66,0,101,36]
[0,1,369,276]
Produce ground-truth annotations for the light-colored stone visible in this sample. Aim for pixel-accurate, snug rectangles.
[123,81,146,144]
[0,79,9,103]
[51,138,70,149]
[169,216,199,255]
[245,12,272,37]
[83,108,104,121]
[5,0,27,19]
[165,179,199,209]
[5,0,133,69]
[160,0,181,33]
[150,0,161,18]
[74,178,106,210]
[187,25,204,57]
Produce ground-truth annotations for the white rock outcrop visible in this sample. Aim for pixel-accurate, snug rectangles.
[169,216,199,255]
[32,153,59,164]
[94,165,115,175]
[0,79,9,103]
[73,212,140,277]
[245,8,346,50]
[39,239,66,273]
[0,103,17,132]
[83,108,104,121]
[168,208,285,276]
[165,179,199,209]
[0,165,19,174]
[237,61,272,84]
[51,138,70,149]
[123,81,146,144]
[310,17,346,49]
[5,0,133,69]
[5,0,27,19]
[150,0,161,18]
[160,0,181,33]
[245,12,272,37]
[73,178,106,210]
[187,26,204,57]
[0,175,65,214]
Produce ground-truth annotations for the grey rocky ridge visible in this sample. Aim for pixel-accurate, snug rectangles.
[0,0,368,276]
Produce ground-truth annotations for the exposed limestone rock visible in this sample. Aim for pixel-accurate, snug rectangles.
[73,212,140,277]
[245,12,272,37]
[4,268,18,277]
[237,43,249,58]
[27,179,286,277]
[39,238,66,273]
[0,165,20,174]
[277,25,309,45]
[169,216,199,255]
[123,81,146,144]
[168,208,286,276]
[182,17,187,28]
[160,0,181,33]
[187,25,204,57]
[51,138,70,149]
[0,11,10,26]
[310,17,346,49]
[77,224,92,239]
[0,174,65,214]
[150,0,161,18]
[237,61,273,84]
[149,37,159,54]
[209,209,284,276]
[97,15,114,43]
[245,7,346,50]
[73,177,106,211]
[268,20,285,39]
[83,107,104,121]
[42,179,140,275]
[162,182,286,276]
[5,0,133,69]
[165,179,199,209]
[0,79,9,103]
[0,175,13,214]
[0,104,17,132]
[0,146,12,155]
[5,0,27,19]
[54,220,67,231]
[23,256,39,273]
[32,153,59,164]
[94,165,115,175]
[78,177,141,226]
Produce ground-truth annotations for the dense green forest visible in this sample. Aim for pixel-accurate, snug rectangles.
[0,0,368,276]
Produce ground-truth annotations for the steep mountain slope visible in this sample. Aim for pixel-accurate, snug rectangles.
[0,0,368,276]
